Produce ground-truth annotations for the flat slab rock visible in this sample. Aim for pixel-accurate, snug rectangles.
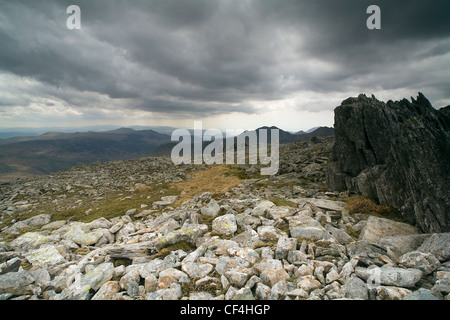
[359,216,419,244]
[355,266,423,288]
[299,198,345,212]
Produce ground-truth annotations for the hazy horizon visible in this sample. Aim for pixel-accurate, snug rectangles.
[0,123,333,138]
[1,1,449,132]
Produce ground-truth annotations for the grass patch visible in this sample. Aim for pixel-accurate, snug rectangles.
[49,182,180,224]
[172,165,244,206]
[345,225,361,239]
[344,195,403,222]
[223,166,260,180]
[267,197,298,208]
[252,181,273,188]
[1,182,181,242]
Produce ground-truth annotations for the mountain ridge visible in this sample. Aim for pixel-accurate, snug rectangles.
[0,129,171,180]
[0,126,334,181]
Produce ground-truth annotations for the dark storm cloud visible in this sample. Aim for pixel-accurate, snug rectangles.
[0,0,449,119]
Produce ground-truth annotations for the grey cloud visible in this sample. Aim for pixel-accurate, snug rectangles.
[0,0,449,122]
[134,98,257,117]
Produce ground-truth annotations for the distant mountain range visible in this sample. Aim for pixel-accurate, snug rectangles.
[0,126,333,181]
[0,128,170,180]
[250,126,334,143]
[150,126,334,157]
[0,125,179,139]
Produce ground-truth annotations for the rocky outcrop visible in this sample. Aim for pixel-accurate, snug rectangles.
[327,93,450,233]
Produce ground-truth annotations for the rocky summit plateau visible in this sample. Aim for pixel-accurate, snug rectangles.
[0,94,449,301]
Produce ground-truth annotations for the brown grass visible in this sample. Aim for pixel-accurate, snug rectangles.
[344,195,403,221]
[267,197,298,208]
[172,165,244,205]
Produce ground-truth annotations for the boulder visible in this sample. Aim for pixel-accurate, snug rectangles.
[200,199,221,217]
[0,270,35,295]
[231,229,260,248]
[355,266,423,288]
[417,233,450,262]
[30,268,51,289]
[157,268,190,289]
[105,241,155,260]
[146,283,182,300]
[325,224,355,245]
[255,282,271,300]
[288,216,331,242]
[24,245,66,268]
[64,224,104,246]
[225,268,251,287]
[431,268,450,299]
[377,234,430,262]
[119,269,140,291]
[152,196,178,209]
[212,214,237,236]
[181,262,214,279]
[376,286,412,300]
[254,259,289,287]
[4,214,51,235]
[257,225,284,241]
[341,275,368,300]
[56,263,115,300]
[403,288,440,300]
[251,200,275,216]
[227,247,260,264]
[9,232,59,252]
[91,281,121,300]
[359,216,419,244]
[81,262,115,291]
[301,198,345,212]
[275,236,298,260]
[287,250,309,266]
[41,220,67,230]
[399,251,441,275]
[266,206,297,220]
[296,275,322,292]
[216,257,253,287]
[285,288,308,300]
[155,225,208,251]
[232,287,255,300]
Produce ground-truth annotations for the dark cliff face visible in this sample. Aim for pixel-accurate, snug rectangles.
[327,93,450,233]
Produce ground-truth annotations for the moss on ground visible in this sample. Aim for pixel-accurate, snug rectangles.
[267,197,298,208]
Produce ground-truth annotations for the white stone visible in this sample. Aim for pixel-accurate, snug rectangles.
[251,200,275,216]
[212,214,237,236]
[201,199,221,217]
[25,245,65,268]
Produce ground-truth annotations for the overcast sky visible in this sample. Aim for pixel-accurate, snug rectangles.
[0,0,449,132]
